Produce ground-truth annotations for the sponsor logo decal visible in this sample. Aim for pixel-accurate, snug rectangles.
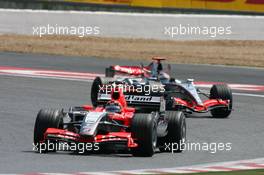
[125,95,153,102]
[246,0,264,4]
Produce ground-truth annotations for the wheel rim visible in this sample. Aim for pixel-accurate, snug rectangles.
[181,119,186,144]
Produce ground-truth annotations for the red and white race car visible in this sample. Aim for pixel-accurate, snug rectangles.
[93,57,233,118]
[34,89,186,157]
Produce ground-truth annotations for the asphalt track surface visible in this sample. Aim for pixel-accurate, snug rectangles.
[0,9,264,40]
[0,52,263,173]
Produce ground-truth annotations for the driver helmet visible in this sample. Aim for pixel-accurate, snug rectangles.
[105,101,122,113]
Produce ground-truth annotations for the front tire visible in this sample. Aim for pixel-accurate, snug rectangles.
[131,113,157,157]
[210,84,232,118]
[34,109,63,152]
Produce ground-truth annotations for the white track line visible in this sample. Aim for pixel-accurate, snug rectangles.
[0,73,93,82]
[103,157,264,174]
[7,157,262,175]
[0,68,264,98]
[1,72,263,98]
[233,92,264,98]
[0,8,264,18]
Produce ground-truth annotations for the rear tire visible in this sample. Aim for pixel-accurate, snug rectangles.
[91,77,103,107]
[159,111,186,153]
[131,113,157,157]
[34,109,63,152]
[210,84,232,118]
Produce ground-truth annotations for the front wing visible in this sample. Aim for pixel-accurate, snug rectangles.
[43,128,138,149]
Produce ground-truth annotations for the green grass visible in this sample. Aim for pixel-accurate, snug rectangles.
[168,169,264,175]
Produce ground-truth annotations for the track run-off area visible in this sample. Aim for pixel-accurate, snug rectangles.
[0,66,264,98]
[1,8,264,40]
[0,52,263,174]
